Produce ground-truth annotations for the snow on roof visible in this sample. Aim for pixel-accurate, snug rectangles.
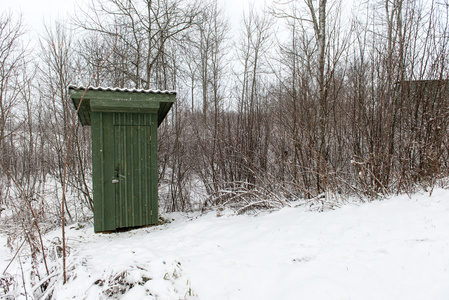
[68,85,177,95]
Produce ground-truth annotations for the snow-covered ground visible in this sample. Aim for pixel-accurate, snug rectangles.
[2,188,449,299]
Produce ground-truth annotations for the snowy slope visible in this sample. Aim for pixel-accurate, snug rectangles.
[2,188,449,299]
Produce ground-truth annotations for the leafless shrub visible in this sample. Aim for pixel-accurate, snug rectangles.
[204,181,287,214]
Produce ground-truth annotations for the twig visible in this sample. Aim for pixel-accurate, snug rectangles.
[31,272,58,294]
[2,238,26,275]
[18,255,28,300]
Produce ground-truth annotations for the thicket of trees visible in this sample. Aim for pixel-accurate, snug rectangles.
[1,0,449,223]
[1,0,449,296]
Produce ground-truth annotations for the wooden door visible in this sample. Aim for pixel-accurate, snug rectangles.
[113,113,157,229]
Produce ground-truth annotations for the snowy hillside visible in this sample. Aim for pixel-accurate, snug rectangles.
[2,189,449,299]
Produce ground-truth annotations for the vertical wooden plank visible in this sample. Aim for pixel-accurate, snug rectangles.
[120,112,126,228]
[91,112,104,232]
[137,115,143,226]
[129,120,134,226]
[120,113,126,228]
[102,113,116,231]
[114,113,123,229]
[124,113,131,226]
[151,113,158,224]
[120,113,126,227]
[132,121,139,227]
[143,114,150,224]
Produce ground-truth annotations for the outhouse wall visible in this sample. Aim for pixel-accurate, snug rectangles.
[68,86,176,232]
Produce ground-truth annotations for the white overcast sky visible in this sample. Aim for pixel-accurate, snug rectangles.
[0,0,272,36]
[1,0,79,30]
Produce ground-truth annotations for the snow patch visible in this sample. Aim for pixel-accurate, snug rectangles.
[1,188,449,299]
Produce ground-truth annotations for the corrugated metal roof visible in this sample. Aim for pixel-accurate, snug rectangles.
[68,85,177,95]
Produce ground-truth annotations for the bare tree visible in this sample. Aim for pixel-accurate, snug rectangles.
[234,6,274,187]
[0,12,26,191]
[74,0,200,89]
[271,0,350,199]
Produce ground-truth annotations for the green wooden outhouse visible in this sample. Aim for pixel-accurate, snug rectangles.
[68,86,176,232]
